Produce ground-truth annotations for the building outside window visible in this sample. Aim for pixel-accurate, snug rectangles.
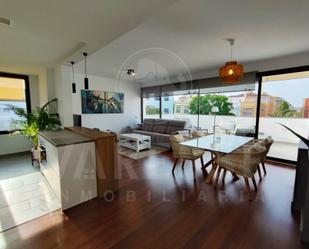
[0,75,30,133]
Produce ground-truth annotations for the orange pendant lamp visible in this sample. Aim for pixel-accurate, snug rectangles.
[219,39,243,83]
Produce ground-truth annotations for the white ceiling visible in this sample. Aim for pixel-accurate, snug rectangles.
[1,0,309,81]
[73,0,309,83]
[0,0,178,66]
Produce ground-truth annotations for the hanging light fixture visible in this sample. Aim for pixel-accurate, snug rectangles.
[71,61,76,93]
[127,69,135,76]
[219,39,243,83]
[83,52,89,89]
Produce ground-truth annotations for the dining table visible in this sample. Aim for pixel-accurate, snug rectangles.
[180,134,253,183]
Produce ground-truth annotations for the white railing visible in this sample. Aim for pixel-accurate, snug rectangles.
[144,114,309,161]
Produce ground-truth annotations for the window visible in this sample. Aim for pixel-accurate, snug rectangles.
[143,97,160,119]
[164,97,169,101]
[184,106,189,114]
[198,83,258,133]
[161,94,198,129]
[243,108,253,117]
[0,73,30,133]
[258,71,309,161]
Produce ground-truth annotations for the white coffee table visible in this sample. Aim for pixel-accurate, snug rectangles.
[119,133,151,152]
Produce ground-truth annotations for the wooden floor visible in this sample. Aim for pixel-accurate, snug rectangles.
[1,151,308,249]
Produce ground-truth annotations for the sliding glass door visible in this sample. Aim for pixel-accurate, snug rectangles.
[259,71,309,161]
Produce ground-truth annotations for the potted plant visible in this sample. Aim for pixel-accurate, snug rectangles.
[5,98,61,164]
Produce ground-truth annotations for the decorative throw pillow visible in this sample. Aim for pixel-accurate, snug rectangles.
[192,130,207,138]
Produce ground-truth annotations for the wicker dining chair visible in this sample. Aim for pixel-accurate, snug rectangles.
[215,142,267,200]
[247,136,273,180]
[170,134,205,181]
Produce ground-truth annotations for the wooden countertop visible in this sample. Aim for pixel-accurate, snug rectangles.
[39,129,93,147]
[65,127,116,139]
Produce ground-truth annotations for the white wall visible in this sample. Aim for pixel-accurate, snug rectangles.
[54,65,73,127]
[72,73,140,133]
[0,135,33,156]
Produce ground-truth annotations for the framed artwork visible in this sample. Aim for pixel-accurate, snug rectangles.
[81,90,124,114]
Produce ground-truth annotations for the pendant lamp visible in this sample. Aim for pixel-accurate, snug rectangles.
[83,52,89,89]
[219,39,243,83]
[71,61,76,93]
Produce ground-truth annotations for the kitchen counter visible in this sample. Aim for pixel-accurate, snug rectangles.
[66,126,119,197]
[38,129,97,210]
[39,129,93,147]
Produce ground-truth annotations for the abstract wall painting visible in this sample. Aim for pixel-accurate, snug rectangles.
[81,90,124,114]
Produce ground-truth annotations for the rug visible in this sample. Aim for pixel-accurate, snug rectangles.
[118,146,169,160]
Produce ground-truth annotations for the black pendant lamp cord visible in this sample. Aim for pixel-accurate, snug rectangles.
[71,61,75,82]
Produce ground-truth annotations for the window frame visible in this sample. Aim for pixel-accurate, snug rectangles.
[0,72,31,135]
[256,65,309,165]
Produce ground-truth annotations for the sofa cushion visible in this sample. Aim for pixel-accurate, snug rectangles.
[141,119,156,132]
[165,120,186,134]
[152,119,169,133]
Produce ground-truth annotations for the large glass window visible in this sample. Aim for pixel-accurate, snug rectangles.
[198,84,258,134]
[141,70,309,163]
[0,76,29,132]
[161,94,198,129]
[259,71,309,161]
[143,96,160,119]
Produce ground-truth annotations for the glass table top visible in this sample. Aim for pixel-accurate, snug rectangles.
[180,134,253,154]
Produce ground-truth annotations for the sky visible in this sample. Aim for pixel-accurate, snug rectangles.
[262,77,309,108]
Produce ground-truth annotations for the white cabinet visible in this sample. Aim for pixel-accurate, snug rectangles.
[39,131,97,211]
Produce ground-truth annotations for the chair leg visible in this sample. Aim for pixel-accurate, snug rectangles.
[191,160,196,181]
[243,177,253,201]
[252,176,258,192]
[222,169,227,183]
[261,162,267,175]
[200,156,204,168]
[214,166,222,187]
[257,166,262,181]
[172,158,179,173]
[181,159,186,170]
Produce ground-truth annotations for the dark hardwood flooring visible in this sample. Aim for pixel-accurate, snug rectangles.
[1,151,308,249]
